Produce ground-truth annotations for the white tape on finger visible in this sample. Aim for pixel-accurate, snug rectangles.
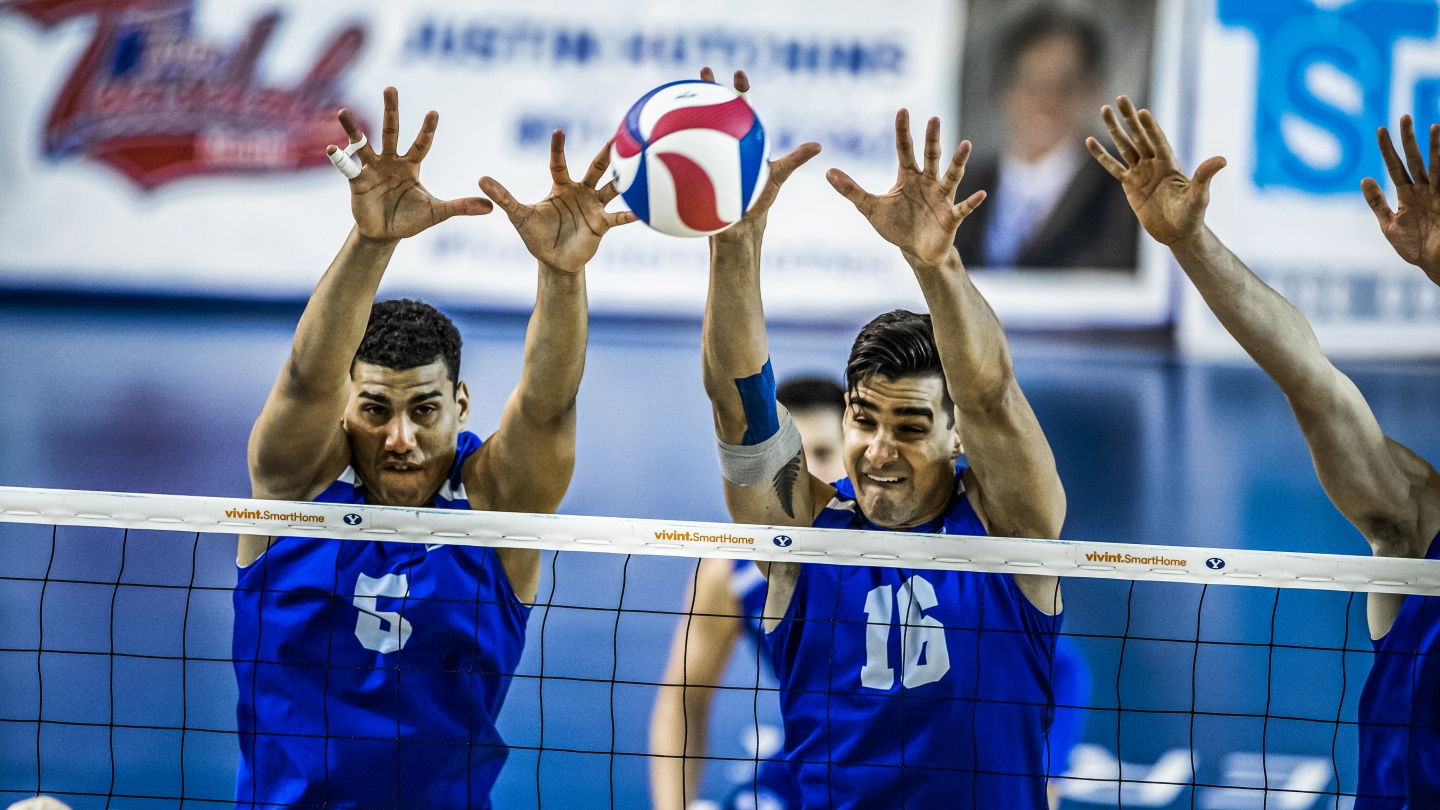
[329,133,367,180]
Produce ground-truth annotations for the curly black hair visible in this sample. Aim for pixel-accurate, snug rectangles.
[846,310,955,425]
[353,299,462,387]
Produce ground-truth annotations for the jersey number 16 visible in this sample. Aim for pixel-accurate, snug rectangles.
[861,577,950,690]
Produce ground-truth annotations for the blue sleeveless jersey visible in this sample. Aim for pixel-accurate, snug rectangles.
[233,431,530,810]
[764,471,1061,810]
[728,560,803,810]
[1358,532,1440,809]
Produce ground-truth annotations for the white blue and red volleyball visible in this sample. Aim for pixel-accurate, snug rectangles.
[609,79,769,238]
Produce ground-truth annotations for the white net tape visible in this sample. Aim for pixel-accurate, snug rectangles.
[1,485,1435,594]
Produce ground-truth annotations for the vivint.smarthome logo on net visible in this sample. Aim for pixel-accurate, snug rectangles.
[1082,550,1190,568]
[223,507,335,525]
[652,529,755,545]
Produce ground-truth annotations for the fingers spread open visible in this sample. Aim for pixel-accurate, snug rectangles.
[923,117,943,178]
[1087,137,1127,180]
[1117,96,1154,159]
[381,86,400,155]
[583,138,615,189]
[1361,177,1395,224]
[1401,115,1429,186]
[940,139,972,194]
[1101,105,1140,166]
[953,189,986,220]
[405,110,439,163]
[599,181,620,204]
[479,176,521,216]
[439,197,494,221]
[827,168,873,213]
[1378,126,1413,187]
[894,109,918,172]
[337,108,377,163]
[700,66,716,83]
[549,130,571,185]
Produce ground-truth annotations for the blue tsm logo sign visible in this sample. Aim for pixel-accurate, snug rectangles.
[344,514,363,526]
[1218,0,1439,194]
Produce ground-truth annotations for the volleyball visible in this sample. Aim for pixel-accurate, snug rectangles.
[609,79,770,238]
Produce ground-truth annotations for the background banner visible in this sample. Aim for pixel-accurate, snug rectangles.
[1177,0,1440,357]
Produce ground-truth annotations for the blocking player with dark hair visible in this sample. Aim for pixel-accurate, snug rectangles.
[234,86,633,807]
[649,374,846,810]
[1089,98,1440,808]
[697,67,1066,808]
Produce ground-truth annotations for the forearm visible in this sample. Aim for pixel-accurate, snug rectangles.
[1170,227,1331,394]
[649,684,712,810]
[285,227,397,395]
[702,227,772,444]
[512,263,588,425]
[907,248,1015,410]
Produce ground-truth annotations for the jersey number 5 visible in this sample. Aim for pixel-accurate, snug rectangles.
[860,577,951,690]
[354,572,413,653]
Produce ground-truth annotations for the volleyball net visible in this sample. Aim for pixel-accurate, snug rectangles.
[0,485,1420,809]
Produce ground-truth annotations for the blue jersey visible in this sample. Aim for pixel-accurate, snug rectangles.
[1358,532,1440,809]
[728,560,803,810]
[765,471,1061,810]
[1047,635,1091,776]
[233,431,530,810]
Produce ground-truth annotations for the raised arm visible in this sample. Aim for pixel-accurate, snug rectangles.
[462,132,632,514]
[1364,116,1440,288]
[699,69,824,529]
[248,87,491,502]
[827,112,1065,609]
[1088,99,1440,602]
[649,558,744,810]
[460,133,634,602]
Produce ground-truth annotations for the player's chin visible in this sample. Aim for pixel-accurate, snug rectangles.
[372,469,438,507]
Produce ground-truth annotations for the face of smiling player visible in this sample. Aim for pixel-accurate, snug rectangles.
[842,374,963,530]
[343,360,470,507]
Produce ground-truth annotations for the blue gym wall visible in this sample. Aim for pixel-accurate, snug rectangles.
[1,301,1433,808]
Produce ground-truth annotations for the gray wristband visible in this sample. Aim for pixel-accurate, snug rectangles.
[716,413,803,486]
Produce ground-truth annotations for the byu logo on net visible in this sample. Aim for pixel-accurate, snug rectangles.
[773,535,793,547]
[344,513,363,526]
[1206,557,1226,570]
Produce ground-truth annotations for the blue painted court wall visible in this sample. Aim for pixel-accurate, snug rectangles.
[0,302,1434,808]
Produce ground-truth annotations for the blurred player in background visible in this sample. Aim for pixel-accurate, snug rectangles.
[700,64,1066,808]
[235,87,633,808]
[953,8,1138,271]
[1089,97,1440,808]
[650,376,845,810]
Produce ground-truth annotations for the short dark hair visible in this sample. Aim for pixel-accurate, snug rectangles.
[353,299,462,387]
[777,376,846,414]
[846,310,955,425]
[995,6,1106,89]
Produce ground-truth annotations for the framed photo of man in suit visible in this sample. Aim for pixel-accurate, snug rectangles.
[953,0,1173,329]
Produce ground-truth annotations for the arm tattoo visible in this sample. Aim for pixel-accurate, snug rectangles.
[772,451,802,519]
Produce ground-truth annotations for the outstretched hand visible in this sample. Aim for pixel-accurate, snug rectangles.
[479,132,635,274]
[699,67,821,242]
[1086,96,1225,248]
[1363,115,1440,286]
[331,87,492,243]
[826,110,985,267]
